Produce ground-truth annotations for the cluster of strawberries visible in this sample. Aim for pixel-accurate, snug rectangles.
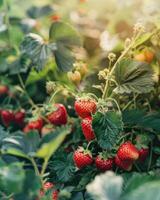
[23,104,67,135]
[0,103,68,137]
[73,98,149,171]
[36,182,58,200]
[0,109,25,128]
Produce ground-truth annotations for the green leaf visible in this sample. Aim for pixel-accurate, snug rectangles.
[0,162,25,194]
[2,148,30,160]
[122,110,146,126]
[54,42,75,72]
[87,171,123,200]
[51,152,75,182]
[123,110,160,132]
[0,0,3,7]
[36,125,71,159]
[8,55,31,75]
[156,157,160,167]
[49,21,81,46]
[27,5,53,19]
[0,125,9,146]
[21,33,51,71]
[49,21,82,71]
[93,112,123,150]
[9,26,24,46]
[121,174,160,200]
[113,59,154,94]
[122,173,156,195]
[133,33,152,48]
[26,63,55,85]
[14,170,41,200]
[2,131,40,156]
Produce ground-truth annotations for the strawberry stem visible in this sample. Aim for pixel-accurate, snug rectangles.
[147,141,153,171]
[134,163,141,172]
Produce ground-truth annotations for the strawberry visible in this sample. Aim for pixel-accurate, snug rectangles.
[43,182,54,190]
[117,141,139,161]
[14,109,25,127]
[81,116,95,141]
[39,182,58,200]
[73,147,93,169]
[23,118,43,133]
[95,155,114,172]
[74,98,97,118]
[0,85,8,96]
[115,156,132,171]
[138,148,149,162]
[47,104,67,126]
[52,190,59,200]
[41,125,54,137]
[1,110,14,127]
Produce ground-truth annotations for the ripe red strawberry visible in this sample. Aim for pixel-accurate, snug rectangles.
[0,85,8,96]
[23,118,43,133]
[47,104,67,126]
[138,148,149,162]
[115,156,132,171]
[117,141,139,161]
[52,190,59,200]
[43,182,54,190]
[1,110,14,127]
[95,155,114,171]
[14,110,25,127]
[81,116,95,141]
[74,99,97,118]
[39,182,59,200]
[73,148,93,169]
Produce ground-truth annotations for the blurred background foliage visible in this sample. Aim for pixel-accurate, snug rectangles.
[0,0,160,102]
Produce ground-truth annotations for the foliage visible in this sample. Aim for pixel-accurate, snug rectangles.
[113,59,154,94]
[93,112,123,150]
[1,0,160,199]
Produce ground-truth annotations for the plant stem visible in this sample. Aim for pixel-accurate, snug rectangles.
[134,163,141,172]
[122,94,139,111]
[147,142,153,171]
[117,132,131,144]
[102,31,143,100]
[17,74,36,109]
[49,89,61,104]
[102,60,112,100]
[30,158,40,176]
[4,0,11,46]
[41,157,49,177]
[106,97,121,113]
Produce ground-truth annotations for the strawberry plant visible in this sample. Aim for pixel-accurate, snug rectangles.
[1,0,160,200]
